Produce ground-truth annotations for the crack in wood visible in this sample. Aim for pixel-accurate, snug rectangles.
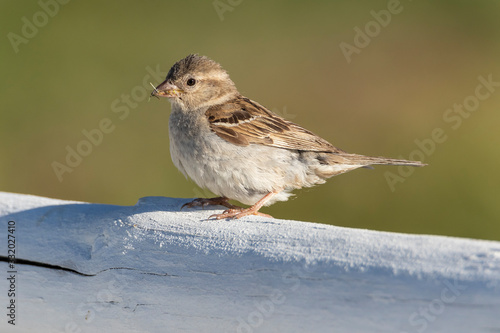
[0,256,173,277]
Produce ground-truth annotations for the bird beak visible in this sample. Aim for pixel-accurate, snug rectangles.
[151,80,183,98]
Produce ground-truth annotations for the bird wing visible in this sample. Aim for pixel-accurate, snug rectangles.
[205,95,345,153]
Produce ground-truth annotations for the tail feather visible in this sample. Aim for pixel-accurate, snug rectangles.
[336,153,426,167]
[313,152,426,179]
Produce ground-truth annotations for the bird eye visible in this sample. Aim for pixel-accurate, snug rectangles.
[187,78,196,86]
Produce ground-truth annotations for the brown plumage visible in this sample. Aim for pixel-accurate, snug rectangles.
[152,54,425,219]
[206,94,424,168]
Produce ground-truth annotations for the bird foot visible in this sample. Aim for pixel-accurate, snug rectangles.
[181,197,241,211]
[208,207,273,220]
[207,191,278,220]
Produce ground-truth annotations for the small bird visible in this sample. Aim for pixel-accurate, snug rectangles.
[151,54,425,220]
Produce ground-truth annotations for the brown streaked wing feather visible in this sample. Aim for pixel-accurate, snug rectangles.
[206,95,345,153]
[212,126,249,146]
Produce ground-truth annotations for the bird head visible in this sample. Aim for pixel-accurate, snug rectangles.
[152,54,238,111]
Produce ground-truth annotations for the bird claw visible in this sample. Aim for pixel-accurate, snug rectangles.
[184,192,276,220]
[208,208,272,220]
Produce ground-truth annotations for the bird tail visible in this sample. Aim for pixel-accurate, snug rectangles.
[332,154,427,167]
[338,153,426,167]
[312,152,426,179]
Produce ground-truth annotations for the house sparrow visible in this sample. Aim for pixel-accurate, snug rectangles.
[151,54,425,219]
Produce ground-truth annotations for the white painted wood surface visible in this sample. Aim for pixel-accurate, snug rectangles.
[0,192,499,333]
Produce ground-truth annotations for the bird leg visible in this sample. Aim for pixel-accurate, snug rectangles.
[181,197,241,210]
[209,191,278,220]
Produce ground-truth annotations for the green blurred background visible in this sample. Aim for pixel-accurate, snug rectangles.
[1,1,499,240]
